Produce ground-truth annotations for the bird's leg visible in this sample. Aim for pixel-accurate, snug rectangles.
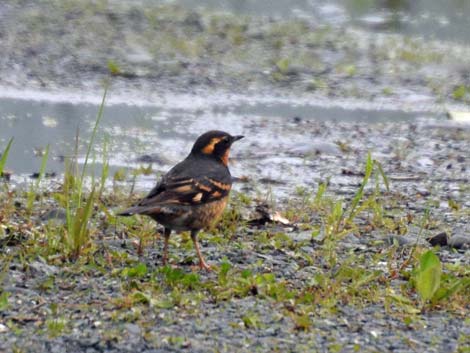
[190,230,211,271]
[162,228,171,266]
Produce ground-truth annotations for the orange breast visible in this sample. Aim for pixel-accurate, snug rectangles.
[189,197,229,230]
[149,197,229,232]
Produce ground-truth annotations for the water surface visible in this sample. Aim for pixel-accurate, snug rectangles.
[0,96,440,176]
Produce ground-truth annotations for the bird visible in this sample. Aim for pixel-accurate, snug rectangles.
[118,130,244,270]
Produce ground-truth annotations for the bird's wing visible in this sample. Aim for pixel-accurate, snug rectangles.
[118,156,232,216]
[138,175,231,207]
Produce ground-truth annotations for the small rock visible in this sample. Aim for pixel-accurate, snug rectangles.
[448,235,470,250]
[384,235,412,246]
[79,335,100,348]
[0,169,12,181]
[416,187,431,197]
[447,111,470,123]
[136,153,167,164]
[41,208,67,225]
[183,12,203,31]
[29,260,59,276]
[289,140,342,156]
[341,169,365,177]
[126,323,141,336]
[30,172,57,179]
[0,323,8,333]
[427,232,448,247]
[415,157,434,169]
[290,231,312,242]
[342,233,361,244]
[259,177,286,185]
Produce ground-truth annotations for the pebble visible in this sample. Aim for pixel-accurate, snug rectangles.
[40,208,67,225]
[448,235,470,250]
[29,260,59,276]
[427,232,448,247]
[126,323,142,336]
[384,235,413,246]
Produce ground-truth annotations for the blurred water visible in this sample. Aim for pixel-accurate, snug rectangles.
[0,0,460,176]
[0,96,439,175]
[158,0,470,44]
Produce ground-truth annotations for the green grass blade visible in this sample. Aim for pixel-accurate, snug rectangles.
[69,187,95,260]
[374,160,390,192]
[79,86,108,186]
[37,145,50,182]
[0,138,14,176]
[347,152,373,222]
[78,187,96,254]
[314,182,327,206]
[99,137,109,197]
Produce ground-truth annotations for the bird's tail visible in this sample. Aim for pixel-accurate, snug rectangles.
[117,207,135,216]
[117,205,162,216]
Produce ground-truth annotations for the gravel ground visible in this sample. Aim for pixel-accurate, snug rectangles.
[1,118,469,353]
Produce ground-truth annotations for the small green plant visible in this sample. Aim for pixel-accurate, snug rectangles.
[346,152,389,224]
[0,291,9,311]
[276,58,290,74]
[218,261,232,286]
[107,60,121,75]
[291,312,311,331]
[339,64,357,77]
[46,317,68,338]
[61,85,108,260]
[413,250,470,307]
[313,152,390,267]
[122,263,148,278]
[453,85,467,101]
[414,250,442,303]
[160,266,201,290]
[242,311,262,329]
[64,186,96,260]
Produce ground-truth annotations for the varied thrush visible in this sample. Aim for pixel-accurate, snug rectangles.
[118,130,244,270]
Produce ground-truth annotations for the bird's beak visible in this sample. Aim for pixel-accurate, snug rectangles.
[231,135,244,142]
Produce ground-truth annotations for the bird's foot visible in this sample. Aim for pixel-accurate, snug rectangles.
[191,260,212,272]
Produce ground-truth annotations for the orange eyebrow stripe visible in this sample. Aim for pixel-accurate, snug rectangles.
[207,178,231,191]
[202,137,222,154]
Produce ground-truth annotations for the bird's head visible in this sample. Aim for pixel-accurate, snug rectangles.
[191,130,244,166]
